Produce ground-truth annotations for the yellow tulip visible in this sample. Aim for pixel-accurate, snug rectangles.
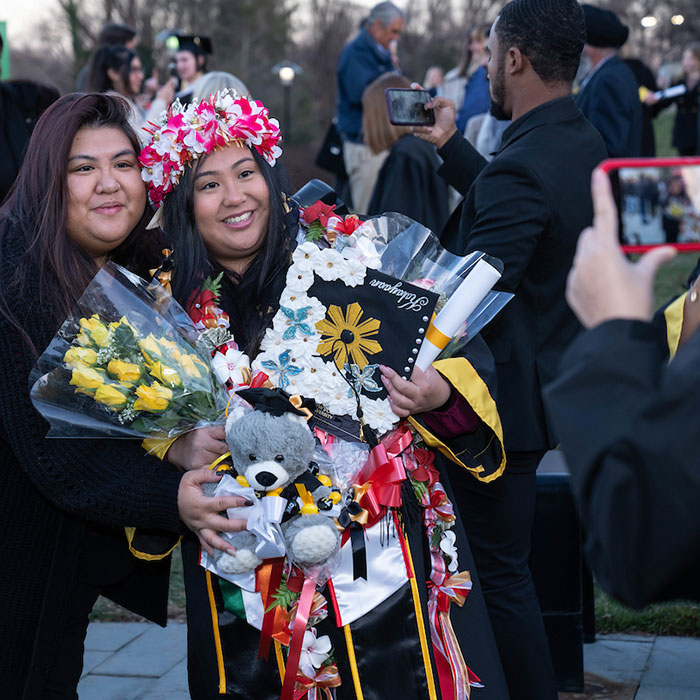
[79,315,110,347]
[139,334,162,363]
[149,362,182,387]
[64,347,97,368]
[107,359,142,383]
[69,365,105,393]
[75,332,92,347]
[94,384,129,410]
[178,353,206,378]
[133,382,172,413]
[157,338,182,358]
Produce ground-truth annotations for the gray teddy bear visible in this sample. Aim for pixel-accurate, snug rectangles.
[212,389,340,575]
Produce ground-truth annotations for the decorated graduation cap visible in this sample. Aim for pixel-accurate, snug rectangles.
[168,33,213,56]
[236,387,314,419]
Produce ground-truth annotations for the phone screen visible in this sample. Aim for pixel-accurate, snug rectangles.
[602,158,700,252]
[385,88,435,126]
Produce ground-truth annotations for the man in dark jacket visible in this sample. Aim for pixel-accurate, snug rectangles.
[416,0,607,697]
[576,5,642,157]
[335,1,403,212]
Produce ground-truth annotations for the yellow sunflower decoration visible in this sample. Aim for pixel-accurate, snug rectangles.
[316,302,382,369]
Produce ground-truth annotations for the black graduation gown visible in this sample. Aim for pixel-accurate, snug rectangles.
[367,134,450,235]
[180,274,509,700]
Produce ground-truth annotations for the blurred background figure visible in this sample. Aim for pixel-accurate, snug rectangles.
[363,73,449,234]
[190,71,250,102]
[75,22,137,92]
[86,44,169,143]
[455,24,491,135]
[647,43,700,156]
[422,64,444,97]
[439,33,471,107]
[0,34,59,203]
[661,175,692,243]
[336,1,404,213]
[576,4,642,157]
[172,34,213,103]
[624,56,658,156]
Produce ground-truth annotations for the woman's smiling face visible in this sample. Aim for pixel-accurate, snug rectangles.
[192,143,271,274]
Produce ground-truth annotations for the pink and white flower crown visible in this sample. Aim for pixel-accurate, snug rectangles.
[139,89,282,208]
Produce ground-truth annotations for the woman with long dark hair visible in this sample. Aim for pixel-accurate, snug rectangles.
[142,90,509,699]
[0,92,246,698]
[86,44,173,143]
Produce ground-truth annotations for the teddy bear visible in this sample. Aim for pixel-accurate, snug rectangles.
[211,388,341,576]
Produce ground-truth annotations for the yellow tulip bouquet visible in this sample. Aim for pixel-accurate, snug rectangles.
[31,263,228,439]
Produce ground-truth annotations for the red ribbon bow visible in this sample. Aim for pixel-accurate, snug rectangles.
[358,443,406,511]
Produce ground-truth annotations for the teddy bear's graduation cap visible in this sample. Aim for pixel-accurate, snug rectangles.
[236,387,314,418]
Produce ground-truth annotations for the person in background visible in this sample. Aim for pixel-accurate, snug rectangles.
[173,34,213,103]
[624,56,658,157]
[415,0,607,696]
[439,33,471,107]
[335,1,404,213]
[544,167,700,609]
[455,25,491,134]
[190,71,250,102]
[364,72,449,234]
[86,44,172,143]
[576,4,642,158]
[75,22,138,92]
[646,43,700,156]
[422,65,445,97]
[0,34,59,203]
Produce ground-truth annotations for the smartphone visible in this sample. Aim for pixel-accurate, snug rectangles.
[601,157,700,252]
[385,88,435,126]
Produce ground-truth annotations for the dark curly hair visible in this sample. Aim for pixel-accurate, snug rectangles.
[495,0,585,85]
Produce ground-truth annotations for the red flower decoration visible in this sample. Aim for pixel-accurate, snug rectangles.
[187,288,217,325]
[300,200,337,227]
[338,214,362,236]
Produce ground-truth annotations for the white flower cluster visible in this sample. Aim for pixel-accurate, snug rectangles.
[253,244,399,435]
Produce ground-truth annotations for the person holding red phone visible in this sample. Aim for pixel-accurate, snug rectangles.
[545,167,700,609]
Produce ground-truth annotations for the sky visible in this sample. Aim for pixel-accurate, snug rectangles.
[2,0,384,48]
[1,0,58,46]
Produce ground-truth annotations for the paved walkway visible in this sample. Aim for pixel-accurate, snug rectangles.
[78,622,700,699]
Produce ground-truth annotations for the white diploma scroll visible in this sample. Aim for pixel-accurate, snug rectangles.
[414,256,502,371]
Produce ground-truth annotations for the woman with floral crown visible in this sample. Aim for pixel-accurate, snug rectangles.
[140,89,510,699]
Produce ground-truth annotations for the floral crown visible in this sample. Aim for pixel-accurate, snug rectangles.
[139,89,282,208]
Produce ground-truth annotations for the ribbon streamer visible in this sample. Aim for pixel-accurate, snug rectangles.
[256,558,285,659]
[281,577,317,700]
[427,572,474,700]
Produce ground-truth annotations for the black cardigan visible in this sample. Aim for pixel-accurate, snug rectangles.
[0,231,183,698]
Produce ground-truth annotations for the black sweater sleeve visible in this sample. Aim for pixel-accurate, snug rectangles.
[436,131,488,196]
[0,314,183,534]
[544,320,700,608]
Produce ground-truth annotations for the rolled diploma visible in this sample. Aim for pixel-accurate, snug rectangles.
[415,257,502,371]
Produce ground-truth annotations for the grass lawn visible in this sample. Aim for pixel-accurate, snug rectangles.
[595,586,700,637]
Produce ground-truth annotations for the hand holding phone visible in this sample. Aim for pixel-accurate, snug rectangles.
[601,157,700,252]
[385,88,435,126]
